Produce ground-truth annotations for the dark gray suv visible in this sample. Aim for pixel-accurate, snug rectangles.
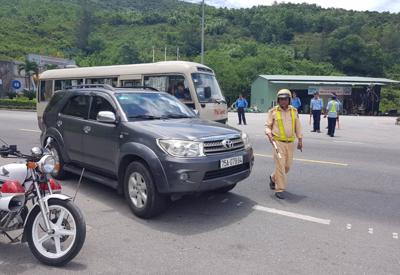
[41,85,253,218]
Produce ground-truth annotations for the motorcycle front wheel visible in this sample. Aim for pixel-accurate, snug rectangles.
[26,199,86,266]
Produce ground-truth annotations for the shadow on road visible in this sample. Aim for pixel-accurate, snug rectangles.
[0,241,87,273]
[63,175,257,236]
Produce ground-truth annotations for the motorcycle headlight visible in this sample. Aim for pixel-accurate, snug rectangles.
[157,139,204,158]
[241,132,251,148]
[39,155,56,174]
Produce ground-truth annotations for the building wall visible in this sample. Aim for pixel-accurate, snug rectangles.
[250,78,373,114]
[251,77,278,112]
[0,61,27,97]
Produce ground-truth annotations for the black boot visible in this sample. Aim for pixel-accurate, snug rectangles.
[275,192,285,199]
[269,175,275,190]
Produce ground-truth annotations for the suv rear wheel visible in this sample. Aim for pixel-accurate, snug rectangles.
[123,161,168,218]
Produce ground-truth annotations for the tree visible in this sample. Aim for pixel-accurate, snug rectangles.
[76,0,92,52]
[115,42,142,64]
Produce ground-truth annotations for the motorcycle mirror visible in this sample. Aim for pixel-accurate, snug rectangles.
[31,147,43,157]
[45,137,53,148]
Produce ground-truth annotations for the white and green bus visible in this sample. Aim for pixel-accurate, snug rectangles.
[37,61,228,127]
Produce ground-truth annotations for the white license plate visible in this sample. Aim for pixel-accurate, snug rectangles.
[220,156,243,169]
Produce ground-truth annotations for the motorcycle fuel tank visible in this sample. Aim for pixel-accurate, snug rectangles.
[0,163,29,185]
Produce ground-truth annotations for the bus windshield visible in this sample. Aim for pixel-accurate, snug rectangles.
[192,73,224,103]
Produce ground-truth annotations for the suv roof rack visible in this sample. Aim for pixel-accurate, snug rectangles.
[120,86,159,91]
[66,84,115,91]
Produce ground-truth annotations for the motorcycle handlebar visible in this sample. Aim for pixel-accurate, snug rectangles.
[0,145,30,159]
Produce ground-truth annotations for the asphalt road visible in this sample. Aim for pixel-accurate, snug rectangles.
[0,110,399,274]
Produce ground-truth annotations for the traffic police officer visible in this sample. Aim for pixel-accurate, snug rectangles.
[265,89,303,199]
[325,94,340,137]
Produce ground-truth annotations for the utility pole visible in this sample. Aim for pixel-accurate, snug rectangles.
[201,0,205,64]
[177,47,179,60]
[164,47,167,61]
[152,46,155,63]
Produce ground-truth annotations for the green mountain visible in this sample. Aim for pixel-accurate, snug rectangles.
[0,0,399,105]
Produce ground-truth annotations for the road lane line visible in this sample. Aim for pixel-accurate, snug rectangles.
[346,224,352,230]
[254,153,349,167]
[19,128,41,133]
[237,202,244,206]
[253,205,331,225]
[221,198,229,203]
[393,233,398,239]
[368,228,374,234]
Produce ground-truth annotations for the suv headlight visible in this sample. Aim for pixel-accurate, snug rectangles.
[38,155,56,174]
[241,132,251,148]
[157,139,204,158]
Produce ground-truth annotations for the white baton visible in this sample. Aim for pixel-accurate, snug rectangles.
[272,140,282,159]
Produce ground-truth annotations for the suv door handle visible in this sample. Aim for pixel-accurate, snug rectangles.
[83,126,91,134]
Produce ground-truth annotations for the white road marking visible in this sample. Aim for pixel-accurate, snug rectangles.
[19,128,41,133]
[346,224,352,230]
[221,198,229,203]
[393,233,398,239]
[368,228,374,234]
[237,202,244,206]
[253,205,331,225]
[255,153,349,167]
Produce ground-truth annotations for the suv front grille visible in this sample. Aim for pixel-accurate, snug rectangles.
[203,163,250,181]
[203,137,244,155]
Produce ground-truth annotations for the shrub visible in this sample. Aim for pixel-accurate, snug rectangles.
[0,98,36,109]
[6,92,16,99]
[22,89,36,100]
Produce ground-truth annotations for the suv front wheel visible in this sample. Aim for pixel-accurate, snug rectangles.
[123,161,168,218]
[49,141,70,180]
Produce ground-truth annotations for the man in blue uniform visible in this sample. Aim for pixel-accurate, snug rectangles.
[234,94,248,125]
[291,92,301,112]
[310,92,323,133]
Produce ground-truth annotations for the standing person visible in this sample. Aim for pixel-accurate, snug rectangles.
[234,94,248,125]
[310,92,323,133]
[265,89,303,199]
[325,94,340,137]
[291,92,302,112]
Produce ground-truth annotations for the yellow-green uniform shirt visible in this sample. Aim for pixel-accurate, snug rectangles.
[265,105,303,140]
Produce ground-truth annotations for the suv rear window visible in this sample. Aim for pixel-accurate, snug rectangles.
[61,95,90,118]
[45,91,65,113]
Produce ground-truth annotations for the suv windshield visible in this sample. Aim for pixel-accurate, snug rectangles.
[115,92,195,120]
[192,73,225,103]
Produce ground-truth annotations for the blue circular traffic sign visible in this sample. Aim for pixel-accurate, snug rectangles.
[12,80,22,90]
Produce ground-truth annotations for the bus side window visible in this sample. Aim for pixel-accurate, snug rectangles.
[39,80,54,102]
[87,78,118,87]
[54,79,84,91]
[121,79,142,87]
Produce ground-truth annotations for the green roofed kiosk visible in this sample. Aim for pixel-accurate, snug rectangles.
[251,75,400,115]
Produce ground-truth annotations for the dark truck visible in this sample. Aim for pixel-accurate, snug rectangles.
[41,85,253,218]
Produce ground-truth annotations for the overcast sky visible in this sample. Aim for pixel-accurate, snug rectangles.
[198,0,400,13]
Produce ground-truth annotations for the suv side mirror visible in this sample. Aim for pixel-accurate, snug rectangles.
[193,109,200,117]
[97,111,116,123]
